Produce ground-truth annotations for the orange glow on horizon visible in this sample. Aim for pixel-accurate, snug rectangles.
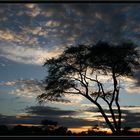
[68,126,92,133]
[68,127,140,134]
[8,124,140,134]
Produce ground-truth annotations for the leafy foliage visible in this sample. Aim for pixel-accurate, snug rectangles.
[88,41,139,77]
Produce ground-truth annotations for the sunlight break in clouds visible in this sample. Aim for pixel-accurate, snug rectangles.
[122,77,140,94]
[0,42,62,65]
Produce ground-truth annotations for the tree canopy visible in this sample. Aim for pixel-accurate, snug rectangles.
[38,41,140,134]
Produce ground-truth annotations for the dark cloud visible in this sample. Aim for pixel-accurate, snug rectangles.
[122,110,140,128]
[134,69,140,86]
[0,114,28,125]
[0,3,140,46]
[83,105,140,128]
[0,105,140,128]
[0,106,96,127]
[0,3,140,66]
[25,106,77,116]
[16,105,140,128]
[24,106,97,127]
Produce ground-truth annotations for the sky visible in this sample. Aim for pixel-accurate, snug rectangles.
[0,3,140,131]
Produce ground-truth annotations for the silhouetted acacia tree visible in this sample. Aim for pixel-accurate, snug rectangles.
[38,41,140,134]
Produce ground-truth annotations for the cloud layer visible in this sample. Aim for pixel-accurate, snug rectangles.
[0,41,62,65]
[2,79,46,99]
[0,4,140,65]
[0,105,140,129]
[2,79,83,104]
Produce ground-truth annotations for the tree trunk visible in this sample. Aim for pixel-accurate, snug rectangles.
[115,89,122,132]
[85,95,116,133]
[112,68,122,133]
[108,104,118,131]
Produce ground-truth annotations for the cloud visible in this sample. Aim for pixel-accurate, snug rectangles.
[21,105,101,127]
[1,79,83,104]
[0,4,140,47]
[121,106,140,112]
[2,79,45,99]
[125,86,140,94]
[25,4,41,17]
[134,69,140,87]
[25,106,77,116]
[64,94,83,104]
[0,42,62,65]
[122,76,140,94]
[0,114,21,125]
[116,75,140,94]
[20,26,42,36]
[1,105,140,128]
[80,105,140,124]
[25,4,36,9]
[84,105,140,128]
[0,3,140,67]
[0,29,15,40]
[121,109,140,128]
[0,106,96,127]
[18,105,140,128]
